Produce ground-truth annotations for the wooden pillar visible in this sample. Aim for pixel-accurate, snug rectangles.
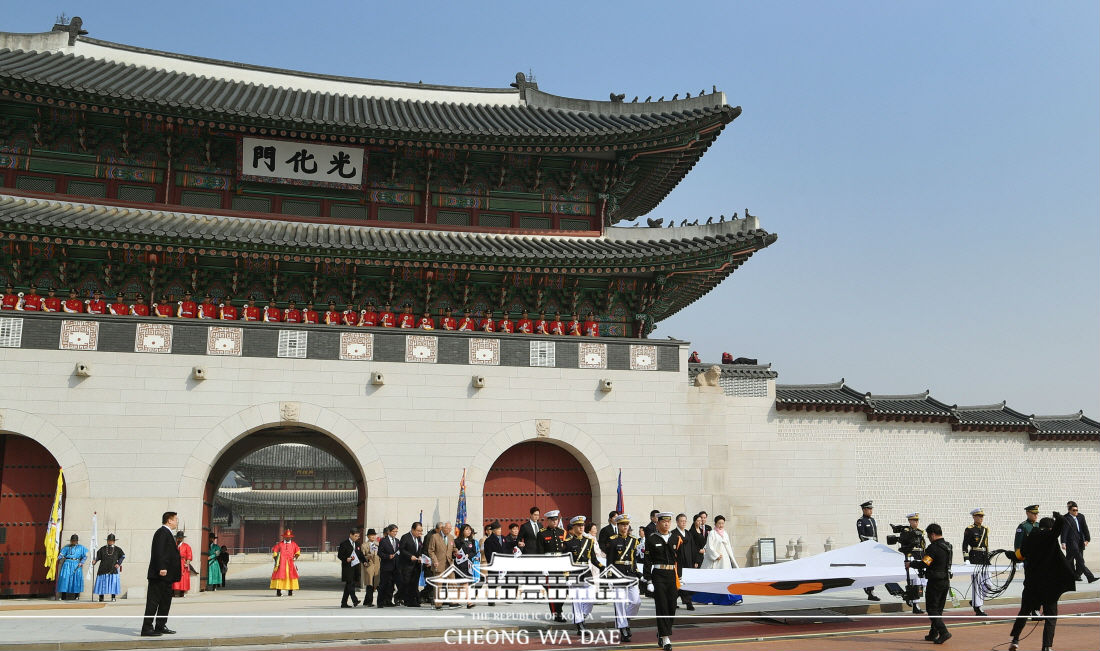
[238,517,246,552]
[321,515,328,552]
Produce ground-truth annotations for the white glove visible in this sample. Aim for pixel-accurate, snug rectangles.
[647,582,654,592]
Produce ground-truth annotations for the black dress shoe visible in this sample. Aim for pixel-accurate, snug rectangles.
[925,633,937,641]
[974,608,988,616]
[341,604,352,608]
[140,630,162,637]
[685,603,695,610]
[933,632,952,644]
[868,594,881,601]
[912,605,924,614]
[154,627,176,635]
[621,627,631,641]
[1089,576,1099,583]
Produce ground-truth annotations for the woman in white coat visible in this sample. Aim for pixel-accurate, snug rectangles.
[696,516,743,605]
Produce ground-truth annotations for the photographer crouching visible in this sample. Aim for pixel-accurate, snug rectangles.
[906,523,952,645]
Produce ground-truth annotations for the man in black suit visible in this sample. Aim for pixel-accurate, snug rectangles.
[398,522,425,607]
[599,511,619,551]
[484,521,506,562]
[141,511,181,637]
[642,510,660,538]
[672,513,695,610]
[337,528,365,607]
[1061,501,1097,583]
[376,524,401,607]
[517,507,541,554]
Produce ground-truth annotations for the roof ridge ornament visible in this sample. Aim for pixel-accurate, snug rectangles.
[510,71,538,101]
[51,15,87,46]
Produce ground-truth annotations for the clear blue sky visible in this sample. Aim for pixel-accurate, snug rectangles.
[5,3,1097,415]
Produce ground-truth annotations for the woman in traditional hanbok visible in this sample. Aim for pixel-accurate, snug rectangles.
[270,529,301,596]
[207,533,224,591]
[91,533,125,602]
[172,531,192,597]
[697,515,743,605]
[57,534,88,600]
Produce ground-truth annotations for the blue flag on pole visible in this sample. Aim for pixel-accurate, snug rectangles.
[616,468,624,514]
[455,469,467,526]
[418,509,423,524]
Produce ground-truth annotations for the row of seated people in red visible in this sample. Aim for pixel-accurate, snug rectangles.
[2,285,601,336]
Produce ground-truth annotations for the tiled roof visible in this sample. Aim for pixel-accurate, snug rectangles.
[688,362,777,380]
[865,391,955,421]
[0,193,775,267]
[775,380,868,410]
[236,444,347,470]
[951,402,1032,431]
[1031,412,1100,441]
[0,43,734,142]
[214,487,358,508]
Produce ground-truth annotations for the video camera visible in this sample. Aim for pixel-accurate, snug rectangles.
[886,524,922,557]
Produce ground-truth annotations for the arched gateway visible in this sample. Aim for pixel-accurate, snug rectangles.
[0,434,62,596]
[483,442,592,527]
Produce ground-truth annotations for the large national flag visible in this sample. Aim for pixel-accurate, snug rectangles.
[44,469,64,580]
[616,468,624,514]
[86,512,99,584]
[455,469,467,526]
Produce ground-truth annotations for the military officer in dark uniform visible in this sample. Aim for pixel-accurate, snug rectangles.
[1014,504,1040,563]
[908,523,953,645]
[538,509,567,622]
[906,512,926,614]
[856,500,881,601]
[961,507,990,615]
[564,516,597,632]
[603,514,642,642]
[644,512,680,651]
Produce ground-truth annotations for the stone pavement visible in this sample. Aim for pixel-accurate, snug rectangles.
[0,562,1096,651]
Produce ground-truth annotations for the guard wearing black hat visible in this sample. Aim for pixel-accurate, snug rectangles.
[93,533,125,602]
[644,512,679,651]
[962,508,990,615]
[539,510,567,621]
[1014,504,1040,563]
[856,501,881,601]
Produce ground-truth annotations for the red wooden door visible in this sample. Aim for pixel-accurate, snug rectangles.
[0,435,62,596]
[483,442,591,527]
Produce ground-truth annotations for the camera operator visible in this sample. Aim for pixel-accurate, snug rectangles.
[1006,512,1075,651]
[961,507,990,616]
[906,523,952,645]
[905,513,926,614]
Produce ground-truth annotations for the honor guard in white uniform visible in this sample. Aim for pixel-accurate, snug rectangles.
[601,514,642,642]
[962,507,990,616]
[856,500,881,601]
[564,516,595,632]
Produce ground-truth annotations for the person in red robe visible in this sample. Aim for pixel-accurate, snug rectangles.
[359,302,378,327]
[301,301,319,325]
[397,304,415,329]
[534,312,549,335]
[130,293,150,317]
[284,300,302,324]
[264,298,283,323]
[154,295,174,318]
[241,298,262,322]
[219,296,238,321]
[177,291,197,318]
[270,529,301,596]
[379,304,396,328]
[440,307,457,331]
[63,289,84,314]
[722,352,734,364]
[688,351,701,363]
[517,310,533,334]
[108,292,129,316]
[457,310,476,331]
[342,303,359,326]
[497,313,514,334]
[550,313,565,336]
[566,313,582,336]
[323,301,341,325]
[583,312,599,337]
[19,285,42,311]
[86,290,107,315]
[42,287,62,312]
[172,531,192,598]
[198,294,218,319]
[480,310,496,333]
[418,311,435,330]
[0,284,17,310]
